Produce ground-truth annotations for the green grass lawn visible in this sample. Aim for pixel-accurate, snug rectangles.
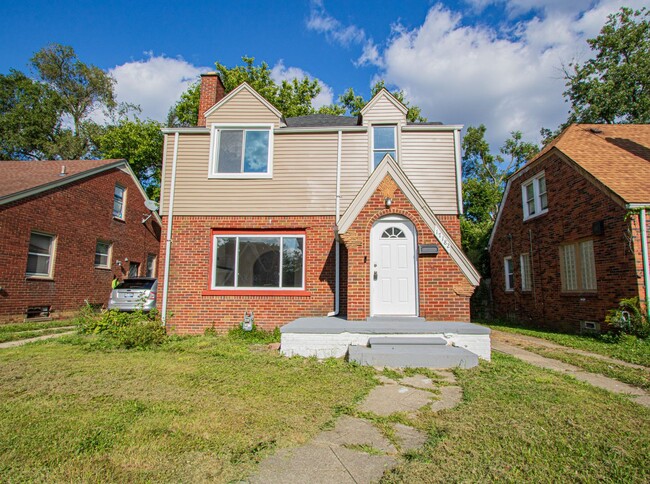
[483,320,650,367]
[0,335,375,482]
[384,353,650,483]
[0,320,76,343]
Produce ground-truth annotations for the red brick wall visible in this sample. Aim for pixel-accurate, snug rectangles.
[158,216,338,333]
[341,175,473,322]
[0,168,161,321]
[489,153,640,331]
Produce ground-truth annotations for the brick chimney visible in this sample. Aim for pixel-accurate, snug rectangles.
[197,72,225,127]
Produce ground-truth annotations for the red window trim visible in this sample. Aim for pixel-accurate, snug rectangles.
[207,228,307,293]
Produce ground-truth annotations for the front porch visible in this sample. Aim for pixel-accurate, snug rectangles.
[280,317,491,368]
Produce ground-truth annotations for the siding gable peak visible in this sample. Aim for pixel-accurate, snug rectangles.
[361,89,408,117]
[203,82,283,120]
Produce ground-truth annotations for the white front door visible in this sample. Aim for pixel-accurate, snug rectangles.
[370,218,417,316]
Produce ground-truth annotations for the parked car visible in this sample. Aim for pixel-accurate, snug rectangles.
[108,278,157,312]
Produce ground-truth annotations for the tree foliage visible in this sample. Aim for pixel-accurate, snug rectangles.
[167,82,200,127]
[338,80,426,122]
[461,125,538,275]
[564,7,650,124]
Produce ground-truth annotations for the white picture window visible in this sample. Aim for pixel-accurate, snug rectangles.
[113,185,126,219]
[504,256,514,292]
[560,240,597,292]
[94,241,112,268]
[212,234,305,290]
[372,125,397,169]
[520,253,532,291]
[26,232,55,277]
[210,125,273,178]
[521,173,548,220]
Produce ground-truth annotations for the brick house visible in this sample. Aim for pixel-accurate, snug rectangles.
[158,73,480,334]
[489,124,650,332]
[0,159,161,322]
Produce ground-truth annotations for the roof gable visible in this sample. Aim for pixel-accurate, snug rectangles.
[339,154,480,286]
[203,82,283,120]
[361,89,408,117]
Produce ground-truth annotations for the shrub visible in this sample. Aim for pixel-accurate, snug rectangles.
[227,325,281,344]
[76,305,166,349]
[605,298,650,339]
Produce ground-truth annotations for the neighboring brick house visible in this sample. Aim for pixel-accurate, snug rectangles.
[489,124,650,332]
[0,159,162,322]
[158,73,480,333]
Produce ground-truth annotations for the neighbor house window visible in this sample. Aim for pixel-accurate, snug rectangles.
[94,241,112,268]
[128,261,140,278]
[146,254,157,277]
[212,233,305,290]
[520,253,532,291]
[113,185,126,219]
[26,232,55,277]
[521,173,548,220]
[504,256,514,292]
[372,125,397,169]
[210,125,272,177]
[560,240,597,292]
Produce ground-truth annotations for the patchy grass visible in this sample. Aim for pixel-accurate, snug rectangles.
[384,353,650,483]
[0,320,76,343]
[525,347,650,391]
[0,334,375,482]
[483,320,650,367]
[0,327,74,343]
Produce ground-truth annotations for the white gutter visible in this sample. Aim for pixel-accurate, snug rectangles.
[453,128,464,215]
[161,133,180,325]
[641,209,650,319]
[328,130,342,317]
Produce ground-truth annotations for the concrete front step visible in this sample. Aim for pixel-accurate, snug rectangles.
[368,336,448,347]
[348,344,479,369]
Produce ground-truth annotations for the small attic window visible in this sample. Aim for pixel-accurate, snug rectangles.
[372,126,397,169]
[209,124,273,178]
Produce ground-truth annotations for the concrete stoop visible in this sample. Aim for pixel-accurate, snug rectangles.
[348,336,479,369]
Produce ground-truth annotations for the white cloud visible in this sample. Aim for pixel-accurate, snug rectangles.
[313,1,646,148]
[307,0,367,47]
[270,60,334,108]
[107,53,210,122]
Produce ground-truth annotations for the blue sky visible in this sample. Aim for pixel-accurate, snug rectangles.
[0,1,642,147]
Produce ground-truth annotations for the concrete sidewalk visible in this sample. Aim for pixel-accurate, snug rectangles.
[0,330,75,349]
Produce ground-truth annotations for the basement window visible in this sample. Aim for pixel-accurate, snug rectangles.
[26,306,51,320]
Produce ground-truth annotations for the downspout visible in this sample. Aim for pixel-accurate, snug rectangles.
[327,130,342,317]
[641,209,650,319]
[161,133,180,325]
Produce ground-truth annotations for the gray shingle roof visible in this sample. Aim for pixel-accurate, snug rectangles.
[283,114,360,128]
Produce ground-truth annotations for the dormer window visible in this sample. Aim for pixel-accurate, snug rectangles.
[372,125,397,169]
[209,124,273,178]
[521,172,548,220]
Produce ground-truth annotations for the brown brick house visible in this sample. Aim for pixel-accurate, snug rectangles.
[489,124,650,332]
[0,159,161,322]
[157,74,480,333]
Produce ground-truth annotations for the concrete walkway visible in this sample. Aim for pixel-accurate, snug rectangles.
[492,338,650,408]
[250,372,463,483]
[0,330,75,349]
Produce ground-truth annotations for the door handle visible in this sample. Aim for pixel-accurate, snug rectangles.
[373,271,378,281]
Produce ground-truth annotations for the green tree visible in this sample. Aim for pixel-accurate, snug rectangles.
[563,7,650,124]
[167,82,200,127]
[338,80,426,122]
[461,125,538,275]
[95,117,164,199]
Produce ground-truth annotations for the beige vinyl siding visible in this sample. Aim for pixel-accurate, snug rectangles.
[160,133,339,216]
[401,131,458,214]
[340,132,370,213]
[362,96,406,126]
[205,88,281,127]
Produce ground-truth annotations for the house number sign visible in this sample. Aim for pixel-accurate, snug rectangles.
[433,225,452,254]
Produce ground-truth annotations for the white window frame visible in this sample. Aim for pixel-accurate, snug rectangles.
[146,253,157,278]
[211,233,306,291]
[504,256,514,292]
[94,240,112,269]
[521,172,548,220]
[560,239,597,293]
[26,231,56,278]
[113,184,126,220]
[520,253,532,291]
[370,124,398,172]
[208,123,274,179]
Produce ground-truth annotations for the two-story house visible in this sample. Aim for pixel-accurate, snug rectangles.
[489,124,650,332]
[0,158,161,322]
[158,73,480,335]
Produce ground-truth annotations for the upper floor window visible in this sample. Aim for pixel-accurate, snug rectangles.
[113,185,126,219]
[560,240,597,292]
[210,125,273,178]
[26,232,55,278]
[372,125,397,169]
[521,173,547,220]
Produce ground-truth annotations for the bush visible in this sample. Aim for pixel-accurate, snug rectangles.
[76,305,166,349]
[227,325,281,344]
[605,298,650,339]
